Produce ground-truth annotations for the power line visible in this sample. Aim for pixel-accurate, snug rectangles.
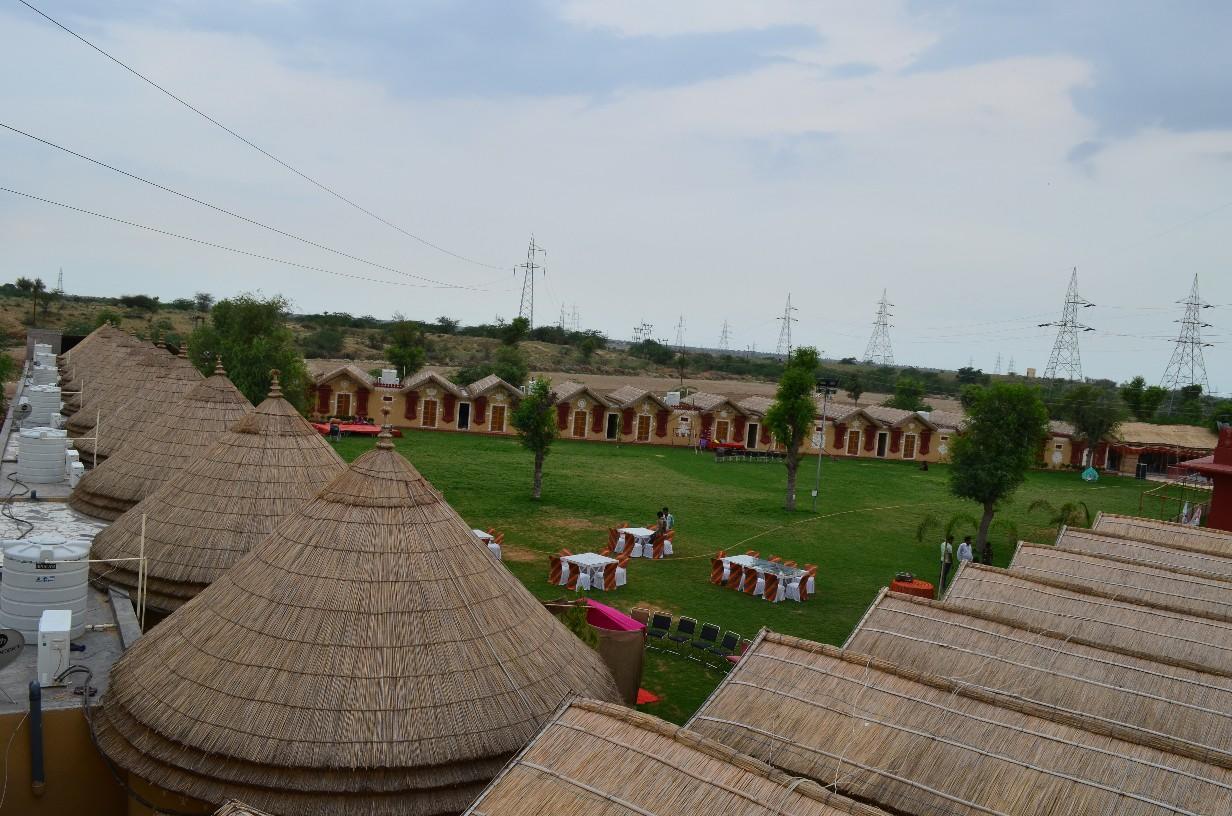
[0,121,486,290]
[863,290,895,366]
[1040,268,1094,381]
[0,185,463,290]
[16,0,504,271]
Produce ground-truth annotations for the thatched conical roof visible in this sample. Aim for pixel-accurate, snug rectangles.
[60,327,144,416]
[69,360,253,520]
[58,323,121,375]
[66,340,178,439]
[74,346,203,463]
[89,372,346,611]
[96,417,621,816]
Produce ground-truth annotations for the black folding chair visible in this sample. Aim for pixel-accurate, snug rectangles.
[646,612,673,649]
[666,616,697,652]
[709,630,741,661]
[690,622,721,663]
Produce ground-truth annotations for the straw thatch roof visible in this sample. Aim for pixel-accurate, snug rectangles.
[58,323,121,376]
[214,803,275,816]
[68,361,253,521]
[1092,512,1232,556]
[463,699,891,816]
[1010,542,1232,622]
[96,421,621,816]
[846,589,1232,768]
[688,630,1232,816]
[1115,421,1218,450]
[88,374,346,611]
[73,348,202,463]
[946,563,1232,676]
[66,342,178,440]
[60,328,144,415]
[1057,526,1232,581]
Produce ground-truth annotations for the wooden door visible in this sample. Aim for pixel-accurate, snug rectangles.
[902,433,917,460]
[422,399,438,427]
[572,410,587,438]
[715,420,729,443]
[746,423,758,449]
[876,432,888,458]
[605,413,619,439]
[335,392,351,417]
[489,404,506,433]
[636,414,651,441]
[846,430,860,455]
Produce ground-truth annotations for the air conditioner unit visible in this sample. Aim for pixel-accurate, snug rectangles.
[37,610,72,687]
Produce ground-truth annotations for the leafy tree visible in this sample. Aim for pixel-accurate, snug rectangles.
[1060,385,1126,460]
[1120,376,1147,419]
[512,378,558,500]
[493,345,529,386]
[384,320,427,379]
[765,346,820,511]
[884,376,931,411]
[15,277,46,325]
[956,366,989,386]
[845,372,865,405]
[1142,385,1168,419]
[576,330,605,362]
[501,316,530,346]
[193,292,215,312]
[302,325,345,358]
[1209,400,1232,430]
[1028,498,1092,533]
[168,297,197,311]
[188,294,310,411]
[118,293,160,311]
[434,316,459,335]
[629,338,676,365]
[1175,384,1204,424]
[949,383,1049,563]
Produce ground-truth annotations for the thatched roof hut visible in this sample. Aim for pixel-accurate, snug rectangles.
[1058,525,1232,580]
[96,419,621,816]
[66,341,180,440]
[946,563,1232,676]
[68,360,253,520]
[73,347,202,463]
[214,804,275,816]
[1093,511,1232,555]
[846,589,1232,768]
[57,323,122,376]
[688,631,1232,816]
[1010,541,1232,622]
[88,373,346,611]
[463,699,890,816]
[60,327,144,416]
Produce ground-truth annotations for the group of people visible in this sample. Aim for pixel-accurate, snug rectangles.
[655,507,674,538]
[938,534,989,588]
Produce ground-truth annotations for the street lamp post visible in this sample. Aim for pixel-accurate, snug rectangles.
[812,378,839,512]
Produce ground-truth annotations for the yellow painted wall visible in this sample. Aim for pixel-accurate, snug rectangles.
[0,707,128,816]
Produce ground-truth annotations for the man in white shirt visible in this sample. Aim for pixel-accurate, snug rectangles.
[940,536,954,589]
[957,536,974,564]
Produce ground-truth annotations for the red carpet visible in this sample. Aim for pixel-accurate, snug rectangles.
[636,688,662,705]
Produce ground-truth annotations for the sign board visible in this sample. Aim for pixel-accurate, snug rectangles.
[0,630,24,671]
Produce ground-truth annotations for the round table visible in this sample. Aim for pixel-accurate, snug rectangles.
[889,578,935,599]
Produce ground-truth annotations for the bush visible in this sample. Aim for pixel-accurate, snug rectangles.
[118,294,160,311]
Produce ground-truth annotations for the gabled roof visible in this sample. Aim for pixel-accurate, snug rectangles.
[400,369,462,396]
[922,409,964,431]
[1092,512,1232,556]
[946,562,1232,675]
[1049,419,1077,437]
[686,391,747,414]
[1008,542,1232,622]
[98,426,620,815]
[846,589,1232,769]
[853,404,938,430]
[689,630,1232,816]
[466,373,523,399]
[737,395,774,416]
[606,385,671,411]
[313,363,375,388]
[464,699,891,816]
[1057,526,1232,580]
[550,380,608,407]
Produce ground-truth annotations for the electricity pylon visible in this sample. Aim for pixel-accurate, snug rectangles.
[863,290,895,366]
[1160,273,1212,406]
[1041,268,1094,381]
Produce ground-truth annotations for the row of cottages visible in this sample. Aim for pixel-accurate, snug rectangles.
[1037,419,1219,474]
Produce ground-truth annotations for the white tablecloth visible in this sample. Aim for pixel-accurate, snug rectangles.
[721,555,806,602]
[564,552,618,590]
[472,529,494,542]
[618,527,656,557]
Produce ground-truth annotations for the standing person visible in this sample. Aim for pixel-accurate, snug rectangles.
[957,535,974,564]
[939,535,954,589]
[662,506,675,531]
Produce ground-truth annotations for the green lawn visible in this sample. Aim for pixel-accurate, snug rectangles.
[332,431,1153,723]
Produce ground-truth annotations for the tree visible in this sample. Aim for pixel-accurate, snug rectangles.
[765,346,819,511]
[303,325,345,358]
[194,292,215,312]
[845,372,865,405]
[1175,384,1204,424]
[118,293,159,311]
[1142,385,1168,419]
[1060,385,1126,461]
[434,316,459,335]
[493,345,529,386]
[188,294,310,411]
[884,376,930,411]
[384,320,427,379]
[15,277,46,325]
[949,383,1049,564]
[501,316,530,346]
[576,330,604,362]
[512,378,558,500]
[1028,499,1092,533]
[956,366,989,386]
[1120,376,1147,420]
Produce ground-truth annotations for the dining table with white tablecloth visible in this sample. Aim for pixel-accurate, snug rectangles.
[562,552,619,590]
[616,526,656,557]
[721,554,809,601]
[472,528,501,559]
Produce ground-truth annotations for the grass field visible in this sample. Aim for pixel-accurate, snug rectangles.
[332,430,1154,723]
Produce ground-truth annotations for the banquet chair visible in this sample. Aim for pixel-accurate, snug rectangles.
[651,537,666,560]
[630,537,644,558]
[666,617,697,651]
[564,566,579,591]
[600,562,619,591]
[559,548,573,556]
[805,565,817,596]
[725,564,744,591]
[576,569,591,592]
[709,558,725,585]
[647,612,673,642]
[615,557,628,588]
[620,520,630,528]
[629,607,650,626]
[548,554,563,585]
[612,530,625,554]
[763,572,781,603]
[784,560,798,568]
[663,530,675,557]
[486,528,496,535]
[784,577,801,602]
[716,549,726,558]
[608,528,620,549]
[769,556,783,564]
[600,547,613,558]
[494,532,504,544]
[742,569,760,596]
[797,575,810,602]
[709,630,742,663]
[690,623,721,662]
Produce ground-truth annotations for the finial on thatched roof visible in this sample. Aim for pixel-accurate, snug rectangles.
[377,406,394,449]
[213,356,225,375]
[267,369,283,399]
[177,344,188,358]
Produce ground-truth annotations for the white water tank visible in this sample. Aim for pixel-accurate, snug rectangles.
[17,428,69,484]
[23,385,61,427]
[29,364,56,386]
[0,536,90,639]
[68,461,85,488]
[379,368,399,385]
[665,391,681,406]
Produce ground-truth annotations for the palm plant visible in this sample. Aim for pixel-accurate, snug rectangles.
[915,511,979,544]
[1028,499,1091,532]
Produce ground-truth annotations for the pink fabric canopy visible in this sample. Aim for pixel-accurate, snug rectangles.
[585,599,645,632]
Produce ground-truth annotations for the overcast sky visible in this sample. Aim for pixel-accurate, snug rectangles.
[2,1,1230,388]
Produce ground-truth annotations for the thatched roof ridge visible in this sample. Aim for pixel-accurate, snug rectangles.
[464,699,891,816]
[846,589,1232,769]
[1092,512,1232,556]
[946,563,1232,676]
[69,366,253,520]
[401,369,462,395]
[60,330,145,415]
[1010,542,1232,622]
[1057,526,1232,581]
[66,343,176,438]
[97,429,620,816]
[688,630,1232,816]
[736,395,773,416]
[89,379,346,611]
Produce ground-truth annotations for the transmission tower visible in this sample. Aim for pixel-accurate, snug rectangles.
[993,353,1002,376]
[632,320,654,343]
[1040,268,1094,381]
[863,290,895,366]
[54,267,63,294]
[1007,356,1016,375]
[1160,273,1212,404]
[570,303,580,332]
[718,321,732,351]
[557,304,567,330]
[775,294,798,358]
[515,235,546,329]
[674,315,686,350]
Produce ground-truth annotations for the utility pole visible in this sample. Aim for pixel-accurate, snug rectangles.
[558,304,567,330]
[718,320,731,352]
[54,268,63,294]
[1040,268,1094,381]
[516,235,546,329]
[1007,356,1016,375]
[775,294,798,359]
[812,378,839,512]
[1160,273,1213,410]
[863,290,895,366]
